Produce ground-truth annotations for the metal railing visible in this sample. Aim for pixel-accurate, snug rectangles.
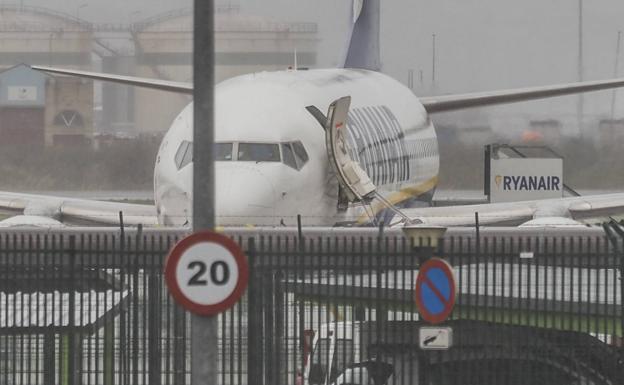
[0,228,622,385]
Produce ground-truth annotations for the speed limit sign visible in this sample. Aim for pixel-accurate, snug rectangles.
[164,231,249,316]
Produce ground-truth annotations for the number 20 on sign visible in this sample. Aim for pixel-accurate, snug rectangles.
[165,231,249,316]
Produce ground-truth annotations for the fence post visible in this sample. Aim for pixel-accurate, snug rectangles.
[620,238,624,347]
[66,235,80,385]
[247,238,263,385]
[274,268,284,385]
[103,321,114,385]
[173,304,187,384]
[147,234,162,385]
[58,235,84,385]
[297,230,306,384]
[131,235,140,385]
[417,238,434,385]
[264,268,275,385]
[43,330,55,385]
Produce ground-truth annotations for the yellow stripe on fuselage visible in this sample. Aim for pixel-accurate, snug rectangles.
[356,175,439,224]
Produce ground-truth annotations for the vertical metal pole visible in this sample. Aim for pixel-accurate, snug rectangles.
[483,144,491,201]
[264,274,275,385]
[475,212,480,256]
[173,305,187,385]
[103,321,113,385]
[296,217,305,384]
[192,0,216,385]
[274,271,284,385]
[431,33,436,91]
[620,237,624,349]
[43,331,55,385]
[611,31,622,119]
[148,268,162,385]
[67,236,76,385]
[577,0,584,137]
[247,239,262,385]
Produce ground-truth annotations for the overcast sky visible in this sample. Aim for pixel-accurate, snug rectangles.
[16,0,624,129]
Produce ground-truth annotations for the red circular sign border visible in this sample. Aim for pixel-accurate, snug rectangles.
[164,231,249,316]
[414,258,457,324]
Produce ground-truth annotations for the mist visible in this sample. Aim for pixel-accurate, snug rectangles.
[3,0,624,191]
[19,0,624,123]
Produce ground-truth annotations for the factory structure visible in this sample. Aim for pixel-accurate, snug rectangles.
[0,4,318,147]
[0,6,93,147]
[5,4,616,151]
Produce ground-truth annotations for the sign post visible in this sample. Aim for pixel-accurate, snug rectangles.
[192,1,216,385]
[165,232,249,316]
[414,258,457,354]
[165,230,249,385]
[419,326,453,350]
[414,258,457,324]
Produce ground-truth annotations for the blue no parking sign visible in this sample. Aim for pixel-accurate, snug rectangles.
[414,258,457,324]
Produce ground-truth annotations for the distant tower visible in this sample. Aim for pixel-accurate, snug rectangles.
[577,0,584,136]
[431,33,437,94]
[611,31,622,119]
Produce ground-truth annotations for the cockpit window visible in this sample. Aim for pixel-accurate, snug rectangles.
[281,141,309,170]
[175,141,234,170]
[174,140,192,170]
[292,141,309,168]
[281,143,297,169]
[238,143,280,162]
[215,143,233,161]
[176,141,306,169]
[181,142,193,168]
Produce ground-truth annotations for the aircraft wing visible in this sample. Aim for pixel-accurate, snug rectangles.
[402,193,624,227]
[31,66,193,94]
[420,77,624,113]
[0,191,158,226]
[32,66,624,115]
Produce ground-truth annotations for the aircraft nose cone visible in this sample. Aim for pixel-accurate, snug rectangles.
[215,164,277,226]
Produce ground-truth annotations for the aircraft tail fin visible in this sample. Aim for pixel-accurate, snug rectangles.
[343,0,381,71]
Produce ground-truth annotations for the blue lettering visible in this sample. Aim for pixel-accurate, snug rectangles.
[499,175,561,192]
[519,177,528,190]
[552,176,560,191]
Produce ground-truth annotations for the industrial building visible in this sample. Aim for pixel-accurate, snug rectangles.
[0,5,92,68]
[0,64,93,147]
[0,5,319,139]
[44,74,94,146]
[0,6,93,147]
[133,6,316,134]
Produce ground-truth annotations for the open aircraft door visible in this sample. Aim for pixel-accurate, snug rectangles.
[324,96,376,203]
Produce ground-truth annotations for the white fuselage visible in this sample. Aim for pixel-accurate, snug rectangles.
[154,69,439,227]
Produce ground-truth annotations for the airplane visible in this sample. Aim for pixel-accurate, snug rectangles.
[3,0,624,228]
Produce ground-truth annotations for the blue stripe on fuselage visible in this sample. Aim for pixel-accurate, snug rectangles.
[345,105,436,188]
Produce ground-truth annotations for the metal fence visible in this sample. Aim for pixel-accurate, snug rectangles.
[0,228,623,385]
